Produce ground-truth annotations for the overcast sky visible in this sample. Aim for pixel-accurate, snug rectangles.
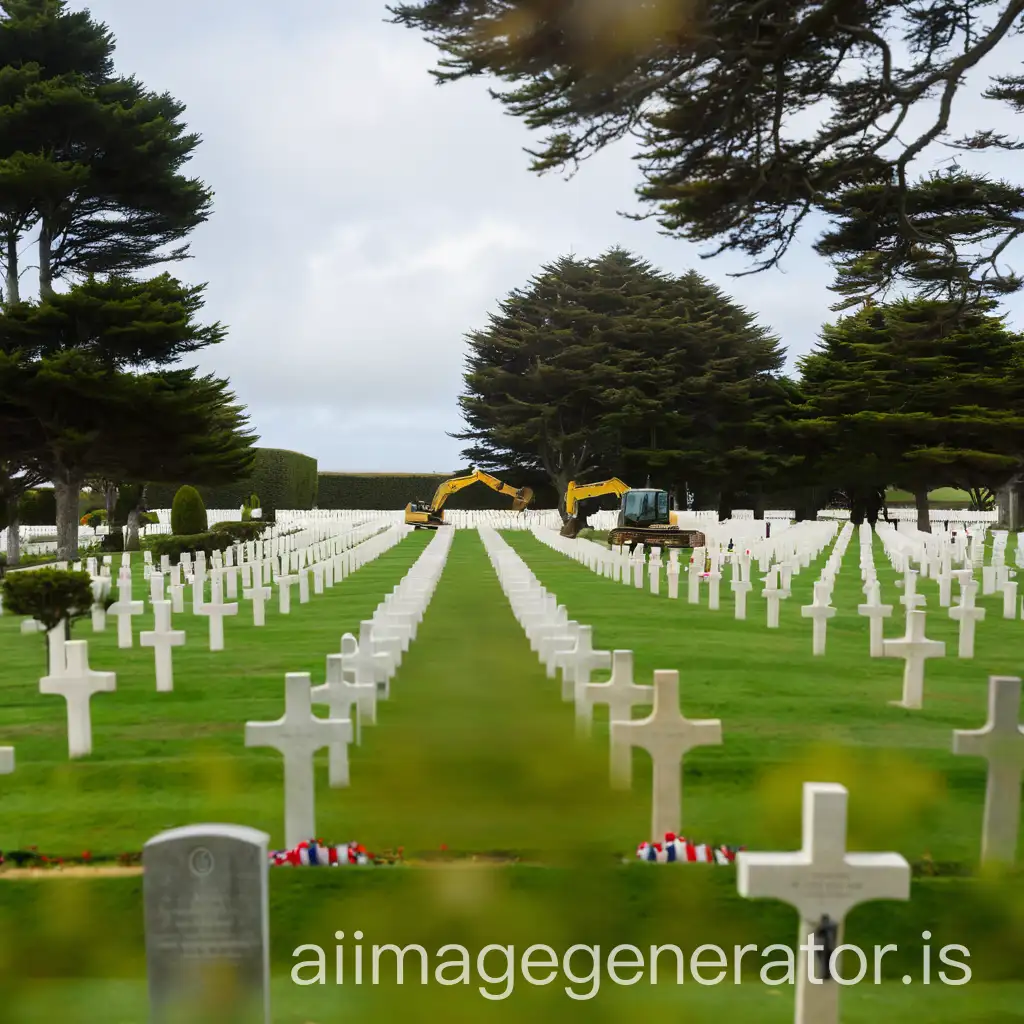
[69,1,1024,473]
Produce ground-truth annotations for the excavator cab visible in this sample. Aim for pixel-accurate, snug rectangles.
[619,489,671,528]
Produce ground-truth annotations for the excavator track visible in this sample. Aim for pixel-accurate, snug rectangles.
[608,527,706,549]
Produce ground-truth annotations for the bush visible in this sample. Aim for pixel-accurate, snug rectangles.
[18,488,57,526]
[80,509,107,528]
[1,569,95,632]
[211,521,266,543]
[148,531,232,562]
[141,511,160,525]
[171,485,207,535]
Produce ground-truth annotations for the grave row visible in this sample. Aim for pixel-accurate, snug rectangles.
[477,525,1024,1024]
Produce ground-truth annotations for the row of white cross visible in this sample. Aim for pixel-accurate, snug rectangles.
[517,521,1024,866]
[6,519,415,763]
[244,528,455,849]
[474,526,913,1024]
[484,523,1024,1024]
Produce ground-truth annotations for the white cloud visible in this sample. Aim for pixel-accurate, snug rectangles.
[68,0,1024,472]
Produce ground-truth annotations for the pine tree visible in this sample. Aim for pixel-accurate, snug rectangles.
[0,1,211,299]
[456,249,681,516]
[391,0,1024,301]
[799,298,1024,531]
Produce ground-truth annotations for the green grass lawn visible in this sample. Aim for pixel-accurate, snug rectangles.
[1,527,1022,1021]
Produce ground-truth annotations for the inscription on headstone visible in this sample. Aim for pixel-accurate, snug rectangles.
[144,824,270,1024]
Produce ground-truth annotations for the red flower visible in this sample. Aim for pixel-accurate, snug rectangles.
[440,843,448,851]
[82,851,92,861]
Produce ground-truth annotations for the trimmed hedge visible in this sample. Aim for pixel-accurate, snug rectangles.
[316,472,558,510]
[146,448,318,518]
[210,521,267,543]
[18,488,57,526]
[148,521,268,562]
[171,485,208,535]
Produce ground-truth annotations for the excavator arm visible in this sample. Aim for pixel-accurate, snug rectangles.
[564,478,631,518]
[429,470,533,513]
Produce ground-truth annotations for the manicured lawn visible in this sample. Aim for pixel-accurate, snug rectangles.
[1,527,1022,1022]
[500,529,1024,865]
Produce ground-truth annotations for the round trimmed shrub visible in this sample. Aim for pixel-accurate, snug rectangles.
[171,485,208,535]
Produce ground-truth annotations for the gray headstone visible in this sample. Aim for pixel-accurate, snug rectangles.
[143,824,270,1024]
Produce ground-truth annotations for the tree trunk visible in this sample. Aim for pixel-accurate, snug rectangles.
[38,219,54,299]
[54,475,81,561]
[914,486,932,533]
[554,471,572,524]
[717,492,733,521]
[5,497,20,566]
[125,485,148,551]
[104,481,118,520]
[752,492,765,520]
[5,228,19,304]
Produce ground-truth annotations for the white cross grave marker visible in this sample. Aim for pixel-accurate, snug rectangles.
[857,581,892,657]
[140,601,186,692]
[108,582,144,649]
[555,625,611,704]
[311,650,376,780]
[801,582,836,656]
[953,675,1024,864]
[949,582,986,658]
[0,747,12,774]
[245,672,353,848]
[580,650,652,778]
[737,782,911,1024]
[243,582,272,627]
[882,609,945,709]
[197,578,238,651]
[277,572,297,614]
[40,640,116,758]
[610,669,722,839]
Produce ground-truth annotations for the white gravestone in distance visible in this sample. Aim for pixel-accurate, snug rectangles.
[144,823,271,1024]
[738,782,911,1024]
[243,583,272,627]
[0,747,13,774]
[311,651,371,779]
[949,581,986,658]
[555,625,611,703]
[610,669,722,840]
[108,582,144,649]
[197,579,238,652]
[40,640,116,758]
[245,673,352,848]
[953,675,1024,864]
[140,602,186,693]
[801,582,836,656]
[857,581,892,658]
[882,609,945,709]
[579,650,652,783]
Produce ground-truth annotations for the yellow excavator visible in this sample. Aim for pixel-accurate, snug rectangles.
[404,470,534,528]
[560,478,706,548]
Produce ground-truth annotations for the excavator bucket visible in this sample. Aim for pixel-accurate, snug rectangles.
[560,517,585,539]
[511,487,534,512]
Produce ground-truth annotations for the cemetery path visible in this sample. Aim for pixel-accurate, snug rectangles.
[332,529,637,858]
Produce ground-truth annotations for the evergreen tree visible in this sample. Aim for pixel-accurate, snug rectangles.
[457,248,793,518]
[391,0,1024,301]
[637,270,793,515]
[456,250,662,515]
[799,298,1024,531]
[0,0,211,299]
[0,276,250,558]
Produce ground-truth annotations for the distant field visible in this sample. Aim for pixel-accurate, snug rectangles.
[885,487,974,505]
